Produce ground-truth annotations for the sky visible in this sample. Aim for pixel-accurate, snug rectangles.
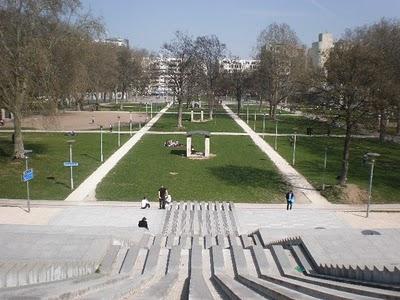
[81,0,400,58]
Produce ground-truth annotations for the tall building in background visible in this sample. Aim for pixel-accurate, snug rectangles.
[309,33,334,68]
[104,38,129,48]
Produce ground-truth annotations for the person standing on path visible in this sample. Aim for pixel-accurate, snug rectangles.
[158,185,168,209]
[286,190,295,210]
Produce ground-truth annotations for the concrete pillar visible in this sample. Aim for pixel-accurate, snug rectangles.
[191,110,194,122]
[200,110,204,122]
[199,100,201,108]
[186,136,192,157]
[205,136,210,157]
[1,108,5,120]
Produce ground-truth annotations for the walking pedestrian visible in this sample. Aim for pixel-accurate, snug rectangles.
[286,190,295,210]
[158,185,168,209]
[109,123,113,132]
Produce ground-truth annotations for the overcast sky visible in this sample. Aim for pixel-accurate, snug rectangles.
[81,0,400,58]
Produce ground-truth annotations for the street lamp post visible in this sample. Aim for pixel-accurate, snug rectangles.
[150,102,153,118]
[246,103,249,124]
[254,110,257,131]
[100,125,104,162]
[67,140,75,190]
[24,149,33,213]
[322,146,328,190]
[292,132,297,166]
[262,113,266,139]
[129,112,133,136]
[118,116,121,147]
[274,120,278,150]
[365,152,380,218]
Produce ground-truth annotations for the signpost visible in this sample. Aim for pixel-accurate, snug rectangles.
[23,149,33,213]
[66,140,75,190]
[100,125,104,162]
[118,116,121,147]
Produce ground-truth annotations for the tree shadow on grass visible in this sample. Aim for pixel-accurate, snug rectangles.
[170,149,186,156]
[208,165,284,189]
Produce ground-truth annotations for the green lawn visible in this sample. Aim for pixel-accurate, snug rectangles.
[99,102,166,113]
[150,113,244,132]
[0,132,129,199]
[96,135,288,202]
[264,136,400,203]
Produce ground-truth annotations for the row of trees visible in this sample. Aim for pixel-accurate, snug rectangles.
[0,0,148,158]
[161,20,400,187]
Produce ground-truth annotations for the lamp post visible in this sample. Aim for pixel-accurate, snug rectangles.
[274,119,278,150]
[129,112,133,136]
[24,149,33,213]
[66,140,75,190]
[100,125,104,162]
[365,152,380,218]
[254,110,257,131]
[262,113,266,139]
[150,102,153,118]
[292,130,297,166]
[246,102,249,124]
[118,116,121,147]
[322,146,328,190]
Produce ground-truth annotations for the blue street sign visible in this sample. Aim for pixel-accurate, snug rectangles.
[22,169,34,182]
[64,162,79,167]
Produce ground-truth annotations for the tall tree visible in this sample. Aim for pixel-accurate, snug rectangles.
[195,35,226,119]
[318,34,379,185]
[163,31,196,128]
[256,23,305,119]
[0,0,100,158]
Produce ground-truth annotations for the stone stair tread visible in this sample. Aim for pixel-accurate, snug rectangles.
[99,245,121,274]
[290,245,400,298]
[270,245,380,300]
[213,272,266,300]
[189,244,215,299]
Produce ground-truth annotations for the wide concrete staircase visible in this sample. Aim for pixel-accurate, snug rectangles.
[0,201,399,299]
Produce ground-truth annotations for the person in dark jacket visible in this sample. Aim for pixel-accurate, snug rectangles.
[286,190,295,210]
[138,217,148,230]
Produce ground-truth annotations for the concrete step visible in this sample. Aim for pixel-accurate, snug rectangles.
[98,245,121,274]
[135,245,183,299]
[188,245,215,300]
[210,245,265,300]
[290,245,400,299]
[270,245,379,300]
[231,243,316,300]
[241,234,254,249]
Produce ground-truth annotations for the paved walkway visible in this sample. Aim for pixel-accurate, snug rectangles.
[223,104,330,206]
[64,102,172,202]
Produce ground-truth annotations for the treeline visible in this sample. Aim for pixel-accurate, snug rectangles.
[0,0,148,158]
[162,21,400,186]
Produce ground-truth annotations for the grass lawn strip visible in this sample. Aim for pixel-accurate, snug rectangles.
[0,132,129,200]
[264,136,400,204]
[96,134,288,203]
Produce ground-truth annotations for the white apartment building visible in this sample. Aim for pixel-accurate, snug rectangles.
[104,38,129,48]
[309,33,334,68]
[220,59,259,72]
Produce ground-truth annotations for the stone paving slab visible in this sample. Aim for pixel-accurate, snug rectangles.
[237,208,349,234]
[47,206,165,234]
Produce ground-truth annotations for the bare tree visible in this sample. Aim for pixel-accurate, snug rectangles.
[0,0,101,158]
[256,23,305,119]
[315,34,379,185]
[163,31,196,128]
[195,35,226,119]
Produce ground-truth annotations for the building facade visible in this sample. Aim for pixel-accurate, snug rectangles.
[309,33,334,68]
